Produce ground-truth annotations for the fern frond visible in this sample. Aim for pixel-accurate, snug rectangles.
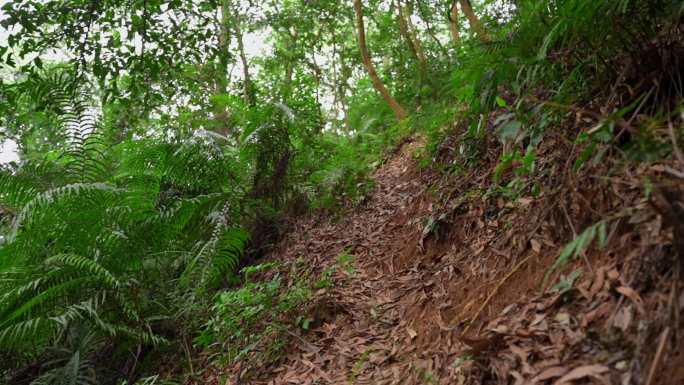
[2,278,83,321]
[9,183,119,240]
[0,317,53,350]
[0,171,38,212]
[45,254,121,289]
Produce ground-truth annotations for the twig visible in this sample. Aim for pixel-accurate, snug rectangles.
[665,119,684,178]
[669,121,684,165]
[664,166,684,179]
[127,344,143,385]
[670,278,680,345]
[270,322,321,354]
[183,336,195,376]
[462,254,532,335]
[645,327,670,385]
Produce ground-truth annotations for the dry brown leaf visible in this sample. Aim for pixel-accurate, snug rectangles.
[606,269,620,282]
[581,302,613,328]
[510,370,525,385]
[532,366,569,383]
[588,267,606,299]
[519,197,534,206]
[552,364,610,385]
[612,305,633,331]
[531,239,542,254]
[615,286,645,314]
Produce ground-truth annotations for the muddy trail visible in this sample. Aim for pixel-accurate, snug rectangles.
[197,136,684,385]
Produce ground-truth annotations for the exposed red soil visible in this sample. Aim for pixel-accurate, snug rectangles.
[194,131,684,385]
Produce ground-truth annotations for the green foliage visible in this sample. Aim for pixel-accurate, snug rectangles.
[30,325,101,385]
[197,263,313,364]
[544,221,608,287]
[551,269,583,295]
[0,84,249,380]
[441,0,684,180]
[336,251,356,275]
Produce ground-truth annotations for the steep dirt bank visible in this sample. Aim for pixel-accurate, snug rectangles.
[196,133,683,385]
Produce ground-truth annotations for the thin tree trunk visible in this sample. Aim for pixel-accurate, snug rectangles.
[449,0,460,44]
[213,0,231,135]
[353,0,407,121]
[459,0,488,42]
[396,0,419,62]
[401,0,428,78]
[232,9,256,107]
[282,28,298,101]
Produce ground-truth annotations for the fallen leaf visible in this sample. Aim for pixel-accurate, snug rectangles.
[581,302,612,327]
[612,305,633,331]
[407,327,417,339]
[553,364,610,385]
[510,370,525,385]
[458,334,505,355]
[615,286,645,314]
[532,366,568,383]
[588,267,606,299]
[519,197,534,206]
[531,239,542,254]
[606,269,620,282]
[554,312,571,325]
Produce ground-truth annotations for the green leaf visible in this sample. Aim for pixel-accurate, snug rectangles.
[495,96,508,108]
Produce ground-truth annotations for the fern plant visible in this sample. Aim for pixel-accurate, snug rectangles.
[0,79,250,378]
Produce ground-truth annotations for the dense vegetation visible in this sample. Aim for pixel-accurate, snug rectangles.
[0,0,682,383]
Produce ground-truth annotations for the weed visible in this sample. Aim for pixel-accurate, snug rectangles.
[544,221,608,288]
[406,362,438,385]
[196,262,314,364]
[314,267,336,289]
[242,261,280,281]
[337,250,357,275]
[349,350,370,383]
[421,213,448,240]
[551,269,583,295]
[452,355,476,368]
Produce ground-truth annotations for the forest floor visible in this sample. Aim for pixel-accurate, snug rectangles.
[194,135,684,385]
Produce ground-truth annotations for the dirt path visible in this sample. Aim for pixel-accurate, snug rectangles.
[233,138,464,384]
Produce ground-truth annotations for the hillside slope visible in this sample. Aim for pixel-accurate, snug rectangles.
[193,133,684,385]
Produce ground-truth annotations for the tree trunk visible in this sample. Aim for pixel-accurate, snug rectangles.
[459,0,488,42]
[231,7,256,107]
[353,0,407,121]
[213,0,231,136]
[396,0,419,61]
[282,28,298,102]
[449,0,460,44]
[400,0,428,78]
